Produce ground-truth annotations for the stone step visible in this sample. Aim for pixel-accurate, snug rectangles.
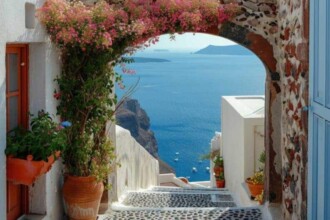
[117,192,236,209]
[146,186,230,194]
[150,186,229,192]
[100,208,263,220]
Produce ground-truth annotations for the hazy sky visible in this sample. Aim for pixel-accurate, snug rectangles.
[144,33,237,52]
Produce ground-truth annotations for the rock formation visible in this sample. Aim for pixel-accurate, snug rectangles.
[116,98,174,174]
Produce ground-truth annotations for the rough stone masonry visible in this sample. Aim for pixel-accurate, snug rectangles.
[207,0,309,219]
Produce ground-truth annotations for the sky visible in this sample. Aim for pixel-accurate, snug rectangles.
[144,33,237,52]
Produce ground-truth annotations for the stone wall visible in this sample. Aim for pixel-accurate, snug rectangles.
[278,0,309,219]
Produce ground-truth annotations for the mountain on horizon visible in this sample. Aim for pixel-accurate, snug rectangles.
[194,45,253,55]
[154,49,170,52]
[132,57,170,63]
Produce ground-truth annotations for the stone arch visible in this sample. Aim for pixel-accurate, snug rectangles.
[218,22,282,204]
[80,5,281,205]
[111,0,283,209]
[110,0,308,217]
[199,2,308,218]
[126,11,282,205]
[101,0,304,217]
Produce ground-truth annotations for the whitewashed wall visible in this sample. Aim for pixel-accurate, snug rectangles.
[0,0,64,219]
[28,43,63,219]
[221,96,265,206]
[0,4,7,217]
[115,126,159,199]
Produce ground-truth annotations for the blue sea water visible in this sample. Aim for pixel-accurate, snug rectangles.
[116,51,265,182]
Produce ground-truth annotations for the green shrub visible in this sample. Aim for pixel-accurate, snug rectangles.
[6,111,66,161]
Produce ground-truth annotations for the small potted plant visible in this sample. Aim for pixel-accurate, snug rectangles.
[5,111,67,185]
[213,155,224,176]
[215,172,225,188]
[246,150,266,198]
[246,171,264,198]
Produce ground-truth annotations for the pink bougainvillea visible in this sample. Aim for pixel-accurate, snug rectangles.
[36,0,240,180]
[37,0,239,53]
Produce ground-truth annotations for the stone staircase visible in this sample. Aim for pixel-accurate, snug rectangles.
[99,186,263,219]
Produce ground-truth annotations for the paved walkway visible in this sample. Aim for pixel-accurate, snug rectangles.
[99,186,263,220]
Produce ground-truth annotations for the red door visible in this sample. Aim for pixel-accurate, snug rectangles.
[6,45,29,220]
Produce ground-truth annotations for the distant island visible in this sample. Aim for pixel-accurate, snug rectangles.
[194,45,253,55]
[132,57,170,63]
[154,49,169,52]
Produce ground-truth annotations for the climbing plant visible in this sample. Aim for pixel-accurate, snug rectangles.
[37,0,239,181]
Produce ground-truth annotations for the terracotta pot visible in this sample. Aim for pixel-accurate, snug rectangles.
[213,166,224,176]
[63,175,104,220]
[6,152,60,185]
[246,178,264,198]
[41,151,61,173]
[216,180,225,188]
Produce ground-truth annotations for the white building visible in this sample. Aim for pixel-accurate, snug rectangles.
[0,1,63,219]
[221,96,265,206]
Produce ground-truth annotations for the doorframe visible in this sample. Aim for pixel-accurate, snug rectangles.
[6,44,30,218]
[307,0,330,218]
[307,0,315,217]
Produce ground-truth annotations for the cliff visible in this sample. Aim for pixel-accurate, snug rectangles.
[116,98,174,174]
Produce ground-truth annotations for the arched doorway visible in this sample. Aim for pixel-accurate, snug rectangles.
[114,22,281,205]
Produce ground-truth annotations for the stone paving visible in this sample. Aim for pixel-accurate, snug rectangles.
[149,186,229,193]
[122,192,236,208]
[102,208,262,220]
[102,187,263,219]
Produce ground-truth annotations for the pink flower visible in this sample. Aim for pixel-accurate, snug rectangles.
[37,0,237,52]
[53,92,61,100]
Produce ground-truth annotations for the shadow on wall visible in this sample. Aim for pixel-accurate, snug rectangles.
[0,75,6,219]
[0,79,6,148]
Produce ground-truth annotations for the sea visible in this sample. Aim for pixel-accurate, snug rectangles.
[115,51,265,182]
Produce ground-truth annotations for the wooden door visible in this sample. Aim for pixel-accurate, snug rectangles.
[6,45,29,220]
[308,0,330,219]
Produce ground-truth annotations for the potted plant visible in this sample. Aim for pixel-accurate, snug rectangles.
[246,150,265,198]
[5,111,67,185]
[213,155,224,176]
[215,172,225,188]
[38,2,118,219]
[246,171,264,198]
[55,47,116,219]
